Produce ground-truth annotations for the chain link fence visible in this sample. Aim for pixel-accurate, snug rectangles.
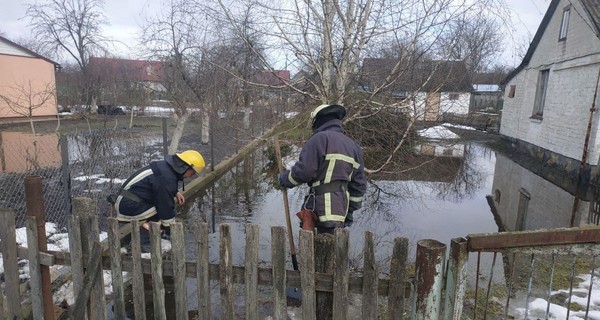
[0,109,280,243]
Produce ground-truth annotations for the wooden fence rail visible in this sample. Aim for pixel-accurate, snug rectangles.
[4,196,600,319]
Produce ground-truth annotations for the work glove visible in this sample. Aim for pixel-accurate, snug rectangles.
[344,211,354,227]
[278,171,287,187]
[161,225,171,240]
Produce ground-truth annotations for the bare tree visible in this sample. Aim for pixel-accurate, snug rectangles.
[0,81,56,135]
[437,14,504,76]
[26,0,110,105]
[139,0,211,153]
[216,0,509,174]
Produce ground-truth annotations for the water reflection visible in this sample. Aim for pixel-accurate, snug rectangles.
[183,141,498,269]
[490,153,592,231]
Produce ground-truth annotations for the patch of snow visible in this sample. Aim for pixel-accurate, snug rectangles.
[417,126,460,139]
[442,123,476,131]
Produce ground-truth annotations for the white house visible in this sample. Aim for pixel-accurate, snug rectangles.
[500,0,600,179]
[360,59,472,121]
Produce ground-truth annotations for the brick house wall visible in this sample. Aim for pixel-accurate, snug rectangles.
[501,0,600,168]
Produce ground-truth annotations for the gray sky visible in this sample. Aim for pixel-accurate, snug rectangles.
[0,0,550,67]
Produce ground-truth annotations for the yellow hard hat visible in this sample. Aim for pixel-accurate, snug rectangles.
[176,150,205,173]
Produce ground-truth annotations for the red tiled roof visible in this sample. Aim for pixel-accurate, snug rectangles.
[253,70,290,86]
[89,57,167,82]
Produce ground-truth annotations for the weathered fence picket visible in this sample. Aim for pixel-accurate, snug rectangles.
[26,216,43,320]
[196,221,210,320]
[272,226,287,320]
[130,219,147,320]
[9,190,600,320]
[171,222,188,320]
[150,222,167,320]
[108,218,126,319]
[299,230,317,320]
[333,228,350,320]
[1,208,22,319]
[219,223,234,319]
[362,230,378,320]
[245,224,260,320]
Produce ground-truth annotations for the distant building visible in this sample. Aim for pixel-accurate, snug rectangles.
[500,0,600,179]
[0,36,60,122]
[88,57,169,105]
[470,73,504,113]
[360,59,472,121]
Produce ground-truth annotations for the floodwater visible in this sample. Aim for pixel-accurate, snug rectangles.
[128,133,599,319]
[182,140,501,267]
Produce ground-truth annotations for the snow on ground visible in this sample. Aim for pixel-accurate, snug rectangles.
[3,222,172,306]
[441,123,476,131]
[513,273,600,319]
[417,125,461,139]
[73,173,126,185]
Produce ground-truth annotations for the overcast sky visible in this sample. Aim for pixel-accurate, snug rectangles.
[0,0,550,67]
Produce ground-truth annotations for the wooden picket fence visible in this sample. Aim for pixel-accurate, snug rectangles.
[0,196,477,320]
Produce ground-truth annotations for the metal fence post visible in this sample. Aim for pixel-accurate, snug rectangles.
[162,117,168,157]
[415,239,447,320]
[60,134,71,216]
[24,176,54,320]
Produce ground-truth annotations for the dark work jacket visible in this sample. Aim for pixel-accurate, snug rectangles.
[280,119,367,229]
[115,160,181,226]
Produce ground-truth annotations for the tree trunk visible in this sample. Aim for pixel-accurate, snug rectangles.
[168,112,190,154]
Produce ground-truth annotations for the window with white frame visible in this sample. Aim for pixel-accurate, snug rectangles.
[559,6,570,41]
[532,69,550,118]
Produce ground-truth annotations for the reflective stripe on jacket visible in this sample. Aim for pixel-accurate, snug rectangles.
[280,119,367,228]
[115,160,181,226]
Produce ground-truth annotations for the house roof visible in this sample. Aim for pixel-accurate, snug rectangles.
[503,0,600,85]
[88,57,167,82]
[253,70,290,86]
[0,36,60,68]
[361,58,472,93]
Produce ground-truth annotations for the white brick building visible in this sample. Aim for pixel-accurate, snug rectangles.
[501,0,600,177]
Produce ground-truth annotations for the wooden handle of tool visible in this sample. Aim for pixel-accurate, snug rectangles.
[274,137,298,265]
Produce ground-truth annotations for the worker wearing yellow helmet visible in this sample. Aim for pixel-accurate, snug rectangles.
[112,150,205,251]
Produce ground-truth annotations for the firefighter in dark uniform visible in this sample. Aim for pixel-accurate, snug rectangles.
[113,150,205,250]
[278,104,367,234]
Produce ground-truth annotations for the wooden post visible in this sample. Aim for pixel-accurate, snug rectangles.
[299,230,316,320]
[219,224,234,320]
[72,242,103,320]
[67,214,85,318]
[362,231,378,320]
[387,237,409,320]
[333,228,349,320]
[0,208,22,319]
[108,218,126,319]
[130,220,147,320]
[150,222,167,320]
[196,222,210,320]
[171,223,188,320]
[24,176,54,320]
[88,200,106,320]
[245,224,260,320]
[315,233,335,320]
[26,216,44,320]
[272,226,287,320]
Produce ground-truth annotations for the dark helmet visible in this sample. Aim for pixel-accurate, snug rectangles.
[310,104,346,128]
